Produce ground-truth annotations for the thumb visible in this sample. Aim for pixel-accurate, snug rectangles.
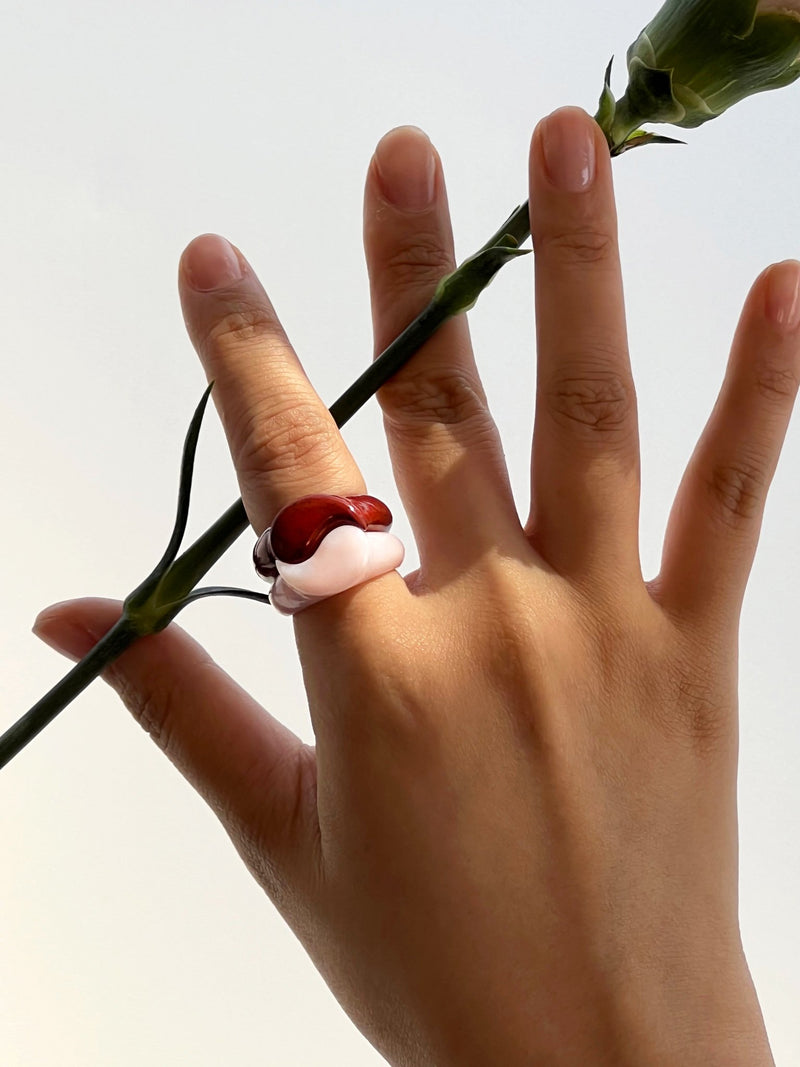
[33,597,318,898]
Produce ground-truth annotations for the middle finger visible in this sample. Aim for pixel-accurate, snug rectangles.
[527,107,641,587]
[364,126,523,582]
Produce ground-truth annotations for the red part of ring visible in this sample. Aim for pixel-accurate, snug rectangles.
[253,494,392,576]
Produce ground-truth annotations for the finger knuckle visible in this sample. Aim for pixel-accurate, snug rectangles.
[203,301,281,352]
[705,456,767,529]
[542,227,615,267]
[381,234,454,296]
[544,365,635,439]
[237,399,338,483]
[754,360,799,406]
[379,369,487,429]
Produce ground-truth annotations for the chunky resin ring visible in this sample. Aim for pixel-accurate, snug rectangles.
[253,494,404,615]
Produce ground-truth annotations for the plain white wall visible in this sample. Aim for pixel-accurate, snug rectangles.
[1,1,798,1062]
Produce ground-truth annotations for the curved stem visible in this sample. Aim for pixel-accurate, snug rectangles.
[178,587,273,609]
[0,198,533,770]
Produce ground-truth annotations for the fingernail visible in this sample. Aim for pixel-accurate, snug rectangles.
[766,260,800,331]
[182,234,243,292]
[539,107,596,193]
[374,126,436,212]
[33,610,96,662]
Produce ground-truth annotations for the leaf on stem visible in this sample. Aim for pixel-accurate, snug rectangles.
[124,380,216,626]
[434,244,531,316]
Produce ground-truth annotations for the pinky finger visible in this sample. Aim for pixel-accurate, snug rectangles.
[654,260,800,638]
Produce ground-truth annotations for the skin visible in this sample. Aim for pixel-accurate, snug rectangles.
[34,106,800,1065]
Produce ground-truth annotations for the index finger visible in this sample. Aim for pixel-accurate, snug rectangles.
[179,233,364,534]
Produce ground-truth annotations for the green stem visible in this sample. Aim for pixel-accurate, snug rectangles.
[0,200,532,771]
[0,618,139,767]
[479,201,532,250]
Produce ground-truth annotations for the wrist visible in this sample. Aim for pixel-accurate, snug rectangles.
[612,950,774,1067]
[423,952,773,1067]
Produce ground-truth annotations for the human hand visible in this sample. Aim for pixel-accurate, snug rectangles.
[34,107,799,1066]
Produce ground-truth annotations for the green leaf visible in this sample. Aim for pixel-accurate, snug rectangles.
[613,130,686,156]
[124,381,215,631]
[434,244,530,316]
[158,585,273,625]
[595,56,618,137]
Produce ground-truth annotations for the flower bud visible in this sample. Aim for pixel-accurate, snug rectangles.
[597,0,800,154]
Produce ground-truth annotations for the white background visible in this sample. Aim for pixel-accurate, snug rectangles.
[1,1,799,1063]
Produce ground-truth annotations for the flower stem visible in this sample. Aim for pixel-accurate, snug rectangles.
[0,618,139,768]
[0,200,532,770]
